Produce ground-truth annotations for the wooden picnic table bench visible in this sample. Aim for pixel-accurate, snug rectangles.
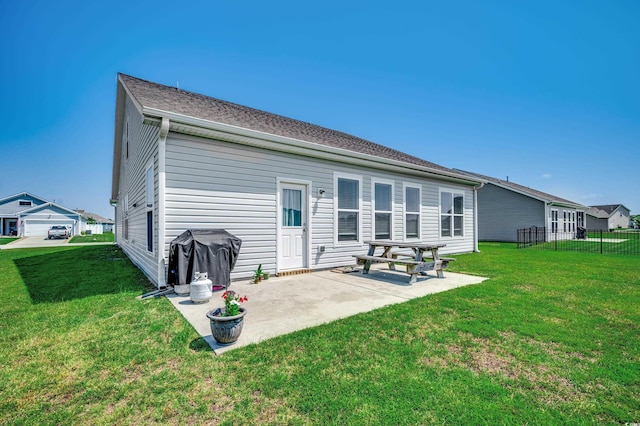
[353,240,453,283]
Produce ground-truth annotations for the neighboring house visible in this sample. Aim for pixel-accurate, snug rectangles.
[75,210,115,234]
[111,73,484,287]
[454,170,587,242]
[0,192,81,237]
[587,204,631,230]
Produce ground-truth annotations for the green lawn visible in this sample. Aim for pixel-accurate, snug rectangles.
[1,243,638,424]
[69,232,114,243]
[0,237,18,245]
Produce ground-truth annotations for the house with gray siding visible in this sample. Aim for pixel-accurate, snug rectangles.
[111,74,484,288]
[454,170,587,242]
[587,204,631,230]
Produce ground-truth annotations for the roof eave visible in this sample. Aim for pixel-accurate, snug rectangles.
[18,202,82,217]
[142,107,483,187]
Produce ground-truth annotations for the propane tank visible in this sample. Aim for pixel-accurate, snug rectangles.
[190,272,213,304]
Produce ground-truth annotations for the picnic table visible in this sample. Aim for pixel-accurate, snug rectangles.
[353,240,454,283]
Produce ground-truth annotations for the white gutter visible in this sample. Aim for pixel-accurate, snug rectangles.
[142,107,483,187]
[157,117,170,288]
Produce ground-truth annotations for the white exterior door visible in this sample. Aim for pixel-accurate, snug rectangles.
[279,183,307,270]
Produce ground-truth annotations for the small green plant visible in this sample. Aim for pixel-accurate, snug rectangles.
[221,291,247,316]
[253,264,263,283]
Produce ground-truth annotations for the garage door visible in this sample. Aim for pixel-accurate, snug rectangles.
[24,220,75,237]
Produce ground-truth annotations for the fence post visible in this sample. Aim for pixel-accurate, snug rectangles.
[600,229,603,254]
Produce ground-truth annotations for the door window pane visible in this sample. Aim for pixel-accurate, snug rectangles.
[282,189,302,227]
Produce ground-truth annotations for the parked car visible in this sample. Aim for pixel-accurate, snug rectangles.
[48,225,70,239]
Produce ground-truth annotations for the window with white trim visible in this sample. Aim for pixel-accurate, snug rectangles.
[336,175,361,243]
[404,184,421,239]
[551,209,558,233]
[373,181,393,240]
[563,211,567,232]
[440,191,464,237]
[19,201,32,206]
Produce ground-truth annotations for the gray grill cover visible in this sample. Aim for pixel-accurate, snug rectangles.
[167,229,242,288]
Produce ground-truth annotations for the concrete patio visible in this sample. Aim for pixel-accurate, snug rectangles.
[166,264,487,355]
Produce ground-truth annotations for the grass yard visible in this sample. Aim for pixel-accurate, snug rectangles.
[524,231,640,255]
[0,237,18,245]
[1,243,638,424]
[69,232,114,244]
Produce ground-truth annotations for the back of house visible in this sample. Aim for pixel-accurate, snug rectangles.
[111,74,483,287]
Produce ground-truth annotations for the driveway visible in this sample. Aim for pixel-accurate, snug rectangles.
[0,237,113,250]
[165,265,487,355]
[1,236,71,249]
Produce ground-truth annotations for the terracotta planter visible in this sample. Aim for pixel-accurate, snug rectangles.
[206,307,247,345]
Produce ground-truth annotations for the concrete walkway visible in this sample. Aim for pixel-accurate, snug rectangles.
[166,265,487,355]
[0,236,114,250]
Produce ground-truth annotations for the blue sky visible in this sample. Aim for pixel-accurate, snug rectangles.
[1,0,639,219]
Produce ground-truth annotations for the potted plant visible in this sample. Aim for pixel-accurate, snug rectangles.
[206,291,248,345]
[253,264,263,284]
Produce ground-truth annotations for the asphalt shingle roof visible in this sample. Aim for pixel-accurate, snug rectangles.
[119,73,456,174]
[589,204,621,215]
[455,170,584,207]
[586,207,610,218]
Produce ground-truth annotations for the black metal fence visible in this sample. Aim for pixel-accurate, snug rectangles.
[517,226,640,255]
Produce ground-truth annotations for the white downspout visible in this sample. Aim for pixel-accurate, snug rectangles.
[110,199,118,244]
[157,117,170,288]
[473,183,484,252]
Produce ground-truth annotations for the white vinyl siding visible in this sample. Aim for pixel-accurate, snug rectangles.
[115,95,159,285]
[163,133,476,280]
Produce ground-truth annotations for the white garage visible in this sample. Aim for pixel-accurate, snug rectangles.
[18,203,80,237]
[23,219,76,237]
